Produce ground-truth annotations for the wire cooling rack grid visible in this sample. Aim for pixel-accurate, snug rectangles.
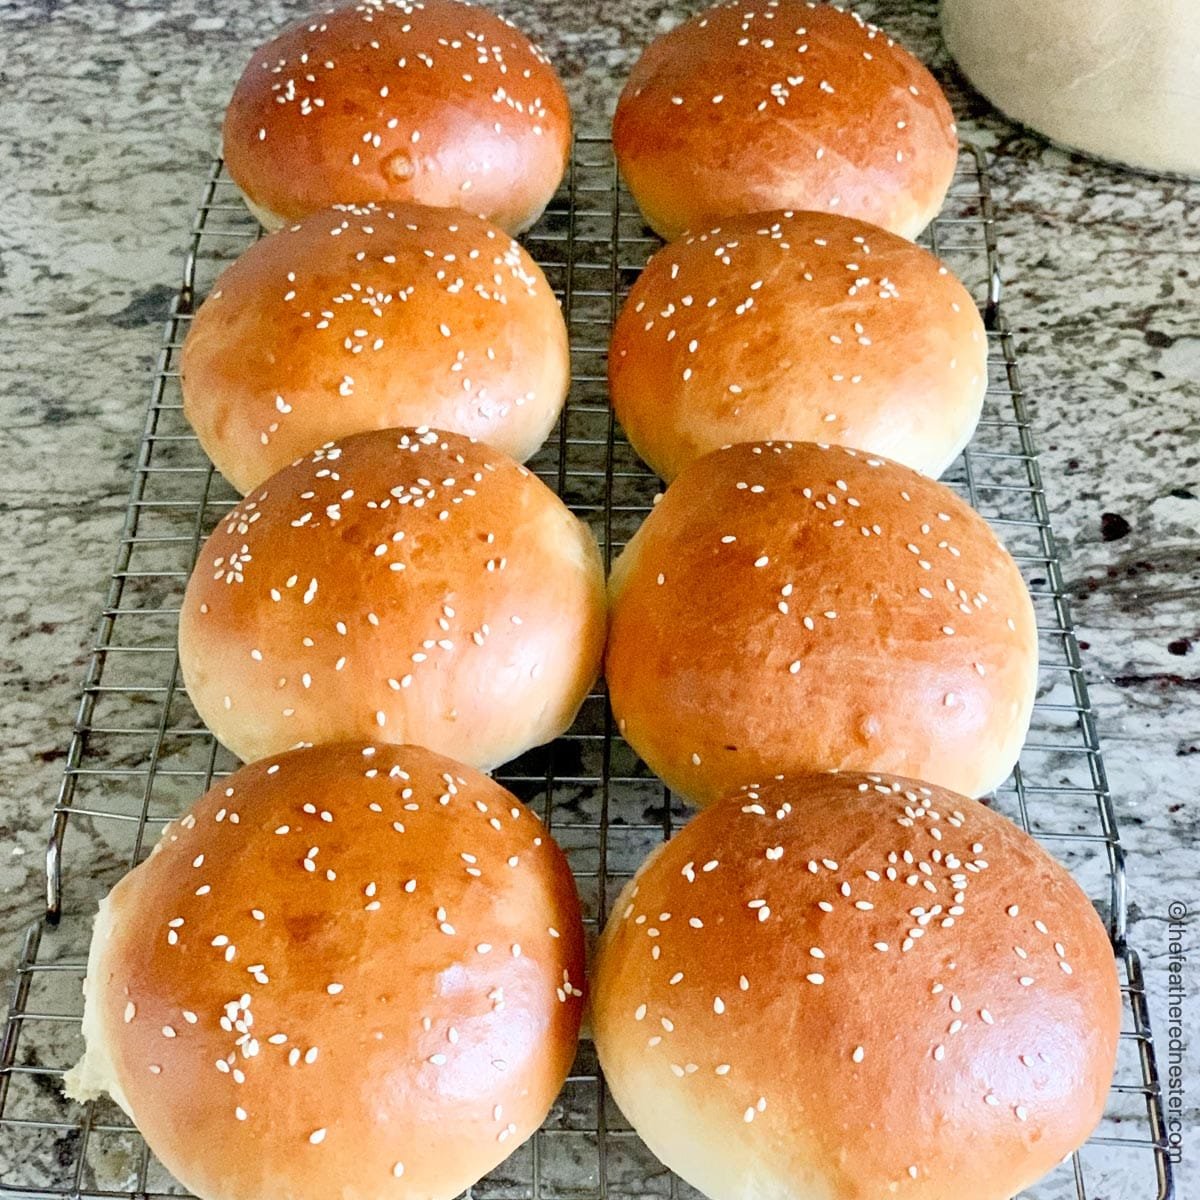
[0,135,1174,1200]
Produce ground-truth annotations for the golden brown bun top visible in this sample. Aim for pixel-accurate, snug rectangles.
[613,0,958,239]
[223,0,571,233]
[76,742,585,1200]
[609,208,987,481]
[593,771,1120,1200]
[178,427,606,768]
[605,441,1038,805]
[181,202,569,493]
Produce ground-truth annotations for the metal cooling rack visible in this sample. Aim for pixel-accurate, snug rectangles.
[0,135,1174,1200]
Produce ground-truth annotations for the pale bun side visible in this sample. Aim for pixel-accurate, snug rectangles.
[223,0,571,234]
[943,0,1200,178]
[606,441,1038,806]
[592,770,1121,1200]
[179,427,607,768]
[66,741,586,1200]
[613,1,958,240]
[182,203,569,493]
[610,209,986,482]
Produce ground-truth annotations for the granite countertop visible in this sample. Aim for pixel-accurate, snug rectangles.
[0,0,1195,1194]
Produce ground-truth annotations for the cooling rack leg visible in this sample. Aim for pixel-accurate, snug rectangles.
[1109,842,1129,953]
[44,815,64,925]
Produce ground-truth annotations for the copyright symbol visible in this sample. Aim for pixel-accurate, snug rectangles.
[1168,901,1188,921]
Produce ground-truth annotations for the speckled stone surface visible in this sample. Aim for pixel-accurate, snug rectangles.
[0,0,1196,1195]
